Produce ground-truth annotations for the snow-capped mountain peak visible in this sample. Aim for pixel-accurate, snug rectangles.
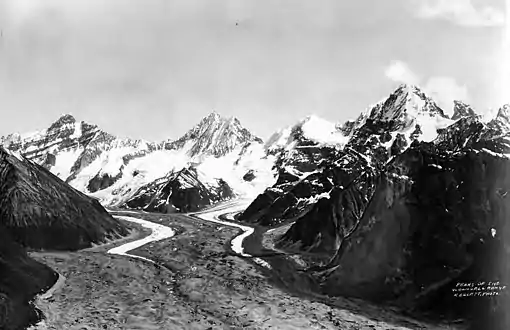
[452,100,478,121]
[167,111,263,158]
[369,84,447,124]
[358,84,453,143]
[487,104,510,135]
[496,104,510,123]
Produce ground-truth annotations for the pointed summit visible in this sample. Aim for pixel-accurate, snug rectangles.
[204,110,221,121]
[487,104,510,134]
[168,111,262,158]
[367,84,448,131]
[496,104,510,120]
[47,113,76,132]
[452,100,477,121]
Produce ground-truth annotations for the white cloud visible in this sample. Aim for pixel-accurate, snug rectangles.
[424,76,469,115]
[384,61,469,116]
[415,0,505,27]
[384,60,419,85]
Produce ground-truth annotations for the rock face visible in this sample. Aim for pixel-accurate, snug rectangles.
[277,150,378,255]
[164,112,263,158]
[238,114,349,224]
[123,166,235,213]
[240,84,454,226]
[487,104,510,137]
[236,84,510,326]
[263,97,510,327]
[452,100,477,121]
[0,147,127,250]
[310,143,510,327]
[0,114,159,198]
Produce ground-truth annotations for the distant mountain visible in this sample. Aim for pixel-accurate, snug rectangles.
[1,112,264,212]
[487,104,510,137]
[265,114,349,152]
[238,114,348,224]
[83,112,264,209]
[164,111,263,158]
[239,84,455,224]
[123,166,235,213]
[0,114,158,183]
[452,100,478,121]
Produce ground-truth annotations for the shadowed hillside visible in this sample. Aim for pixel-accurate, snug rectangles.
[0,146,128,328]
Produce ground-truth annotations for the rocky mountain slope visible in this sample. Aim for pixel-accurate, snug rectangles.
[0,114,157,183]
[123,166,235,213]
[238,115,349,224]
[0,146,129,329]
[163,111,263,158]
[0,147,127,250]
[239,84,454,225]
[246,85,510,328]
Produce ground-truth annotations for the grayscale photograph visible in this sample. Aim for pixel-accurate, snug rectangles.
[0,0,508,329]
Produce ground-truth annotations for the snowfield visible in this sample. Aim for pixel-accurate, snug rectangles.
[265,114,349,151]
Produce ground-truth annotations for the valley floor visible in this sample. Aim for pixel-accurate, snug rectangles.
[29,209,464,330]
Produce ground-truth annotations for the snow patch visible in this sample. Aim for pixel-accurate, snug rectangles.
[300,115,350,146]
[51,147,83,181]
[481,148,510,159]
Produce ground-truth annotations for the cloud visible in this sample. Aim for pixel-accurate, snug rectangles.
[424,76,469,114]
[384,60,420,85]
[384,61,469,115]
[415,0,505,27]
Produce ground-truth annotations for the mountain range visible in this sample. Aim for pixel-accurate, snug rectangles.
[2,83,510,327]
[5,84,494,216]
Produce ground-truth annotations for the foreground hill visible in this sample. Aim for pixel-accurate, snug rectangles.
[0,147,127,250]
[0,146,129,329]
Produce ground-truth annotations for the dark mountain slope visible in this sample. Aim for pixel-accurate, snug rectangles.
[240,84,452,227]
[314,143,510,327]
[0,226,58,330]
[275,130,510,327]
[123,166,235,213]
[260,93,510,327]
[0,147,127,250]
[0,146,129,328]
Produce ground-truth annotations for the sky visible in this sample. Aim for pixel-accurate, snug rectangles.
[0,0,507,141]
